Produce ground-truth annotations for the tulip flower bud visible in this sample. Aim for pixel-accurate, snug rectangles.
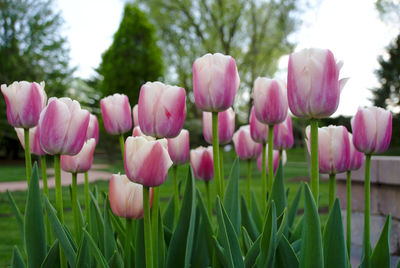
[306,125,350,174]
[190,146,214,181]
[132,104,139,127]
[86,114,99,144]
[100,93,132,135]
[60,138,96,173]
[232,125,262,160]
[124,136,172,187]
[15,126,46,156]
[203,108,235,145]
[138,81,186,138]
[39,97,90,155]
[348,133,364,171]
[253,78,288,125]
[287,48,347,119]
[351,106,392,154]
[1,81,47,128]
[249,106,269,144]
[109,174,153,219]
[168,129,190,165]
[257,147,286,173]
[273,115,294,150]
[193,53,240,112]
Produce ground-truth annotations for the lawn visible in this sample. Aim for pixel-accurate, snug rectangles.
[0,147,329,267]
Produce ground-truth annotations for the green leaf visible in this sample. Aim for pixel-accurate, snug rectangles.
[196,188,215,265]
[371,215,392,267]
[107,250,123,268]
[11,246,25,268]
[134,219,146,268]
[24,163,46,268]
[223,157,241,235]
[276,208,288,245]
[44,196,77,267]
[103,199,117,260]
[244,236,261,268]
[212,236,229,268]
[241,227,254,254]
[288,183,303,230]
[270,161,287,217]
[7,191,24,245]
[240,196,260,241]
[158,208,166,268]
[40,240,60,268]
[299,184,323,268]
[323,199,348,268]
[275,236,299,268]
[256,202,277,267]
[110,212,126,247]
[166,166,196,268]
[191,208,211,268]
[76,235,90,268]
[89,192,105,253]
[251,191,263,231]
[290,215,304,242]
[83,230,110,268]
[163,195,175,232]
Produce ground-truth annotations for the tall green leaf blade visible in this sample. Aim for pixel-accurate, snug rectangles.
[212,236,229,268]
[40,240,60,268]
[240,196,260,241]
[11,246,25,268]
[196,188,215,265]
[75,235,90,268]
[158,208,166,268]
[24,164,46,268]
[215,197,235,268]
[103,199,117,261]
[251,191,263,231]
[299,184,323,268]
[275,236,299,268]
[191,209,211,268]
[223,157,241,235]
[270,161,287,217]
[83,230,110,268]
[256,202,277,267]
[242,227,254,254]
[163,195,175,231]
[371,215,392,268]
[7,191,24,244]
[135,219,146,268]
[323,199,348,268]
[89,192,105,253]
[244,236,261,268]
[288,183,303,230]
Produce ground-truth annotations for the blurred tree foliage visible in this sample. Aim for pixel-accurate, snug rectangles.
[375,0,400,26]
[0,0,73,158]
[97,4,164,106]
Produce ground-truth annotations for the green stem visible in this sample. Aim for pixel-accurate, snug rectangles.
[219,145,225,194]
[212,112,222,198]
[247,159,252,210]
[261,143,267,209]
[71,173,79,242]
[310,120,319,206]
[346,170,352,258]
[363,154,371,268]
[205,181,212,217]
[173,165,179,225]
[267,126,274,194]
[125,218,133,268]
[328,173,336,211]
[24,128,32,186]
[84,172,90,224]
[143,186,153,268]
[54,154,64,222]
[119,134,125,162]
[151,187,159,267]
[41,156,51,244]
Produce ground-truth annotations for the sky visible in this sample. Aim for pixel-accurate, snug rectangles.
[57,0,398,116]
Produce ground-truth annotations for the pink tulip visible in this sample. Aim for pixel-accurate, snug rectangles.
[132,104,139,127]
[1,81,47,128]
[168,129,190,165]
[39,97,90,155]
[100,93,132,135]
[351,106,392,154]
[203,108,235,145]
[273,115,294,150]
[348,133,364,170]
[193,53,240,112]
[190,146,214,181]
[232,125,262,160]
[138,81,186,138]
[249,106,269,144]
[257,147,287,173]
[15,126,46,156]
[60,138,96,173]
[124,136,172,187]
[86,114,99,144]
[109,174,153,219]
[253,78,288,125]
[306,125,350,174]
[287,48,347,119]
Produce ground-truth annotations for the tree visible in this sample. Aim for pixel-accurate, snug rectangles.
[97,4,164,105]
[0,0,73,158]
[375,0,400,26]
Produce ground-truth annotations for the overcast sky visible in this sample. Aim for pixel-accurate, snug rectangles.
[57,0,398,116]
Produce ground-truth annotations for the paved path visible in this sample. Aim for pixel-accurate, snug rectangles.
[0,164,113,192]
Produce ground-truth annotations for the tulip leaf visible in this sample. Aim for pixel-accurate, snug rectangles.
[223,157,241,235]
[251,191,263,231]
[158,208,166,268]
[270,160,287,217]
[107,250,123,268]
[299,184,323,268]
[110,212,126,247]
[7,191,24,245]
[89,192,105,252]
[163,195,175,232]
[191,208,211,268]
[256,202,277,267]
[240,196,260,241]
[24,163,46,268]
[244,236,261,268]
[166,166,196,268]
[275,236,299,268]
[323,198,348,268]
[212,235,229,268]
[40,240,60,268]
[83,230,110,268]
[242,226,254,254]
[135,219,146,268]
[290,215,304,242]
[11,246,25,268]
[196,188,215,264]
[44,196,77,267]
[76,235,90,268]
[103,199,117,261]
[288,183,303,230]
[276,208,288,245]
[371,215,392,268]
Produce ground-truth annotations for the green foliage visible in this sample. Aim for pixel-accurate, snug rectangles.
[98,4,163,105]
[370,215,392,267]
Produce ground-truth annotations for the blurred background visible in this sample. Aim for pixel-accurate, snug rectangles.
[0,0,399,159]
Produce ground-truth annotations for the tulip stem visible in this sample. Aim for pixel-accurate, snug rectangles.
[328,173,336,211]
[267,126,274,195]
[346,170,352,257]
[54,154,64,222]
[219,145,225,193]
[173,165,179,225]
[261,143,267,209]
[143,186,153,268]
[205,181,212,217]
[119,134,125,162]
[212,112,222,198]
[24,128,32,186]
[151,187,159,267]
[125,218,133,268]
[84,172,90,223]
[310,120,319,206]
[247,159,252,210]
[40,156,51,244]
[363,154,371,268]
[71,172,79,242]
